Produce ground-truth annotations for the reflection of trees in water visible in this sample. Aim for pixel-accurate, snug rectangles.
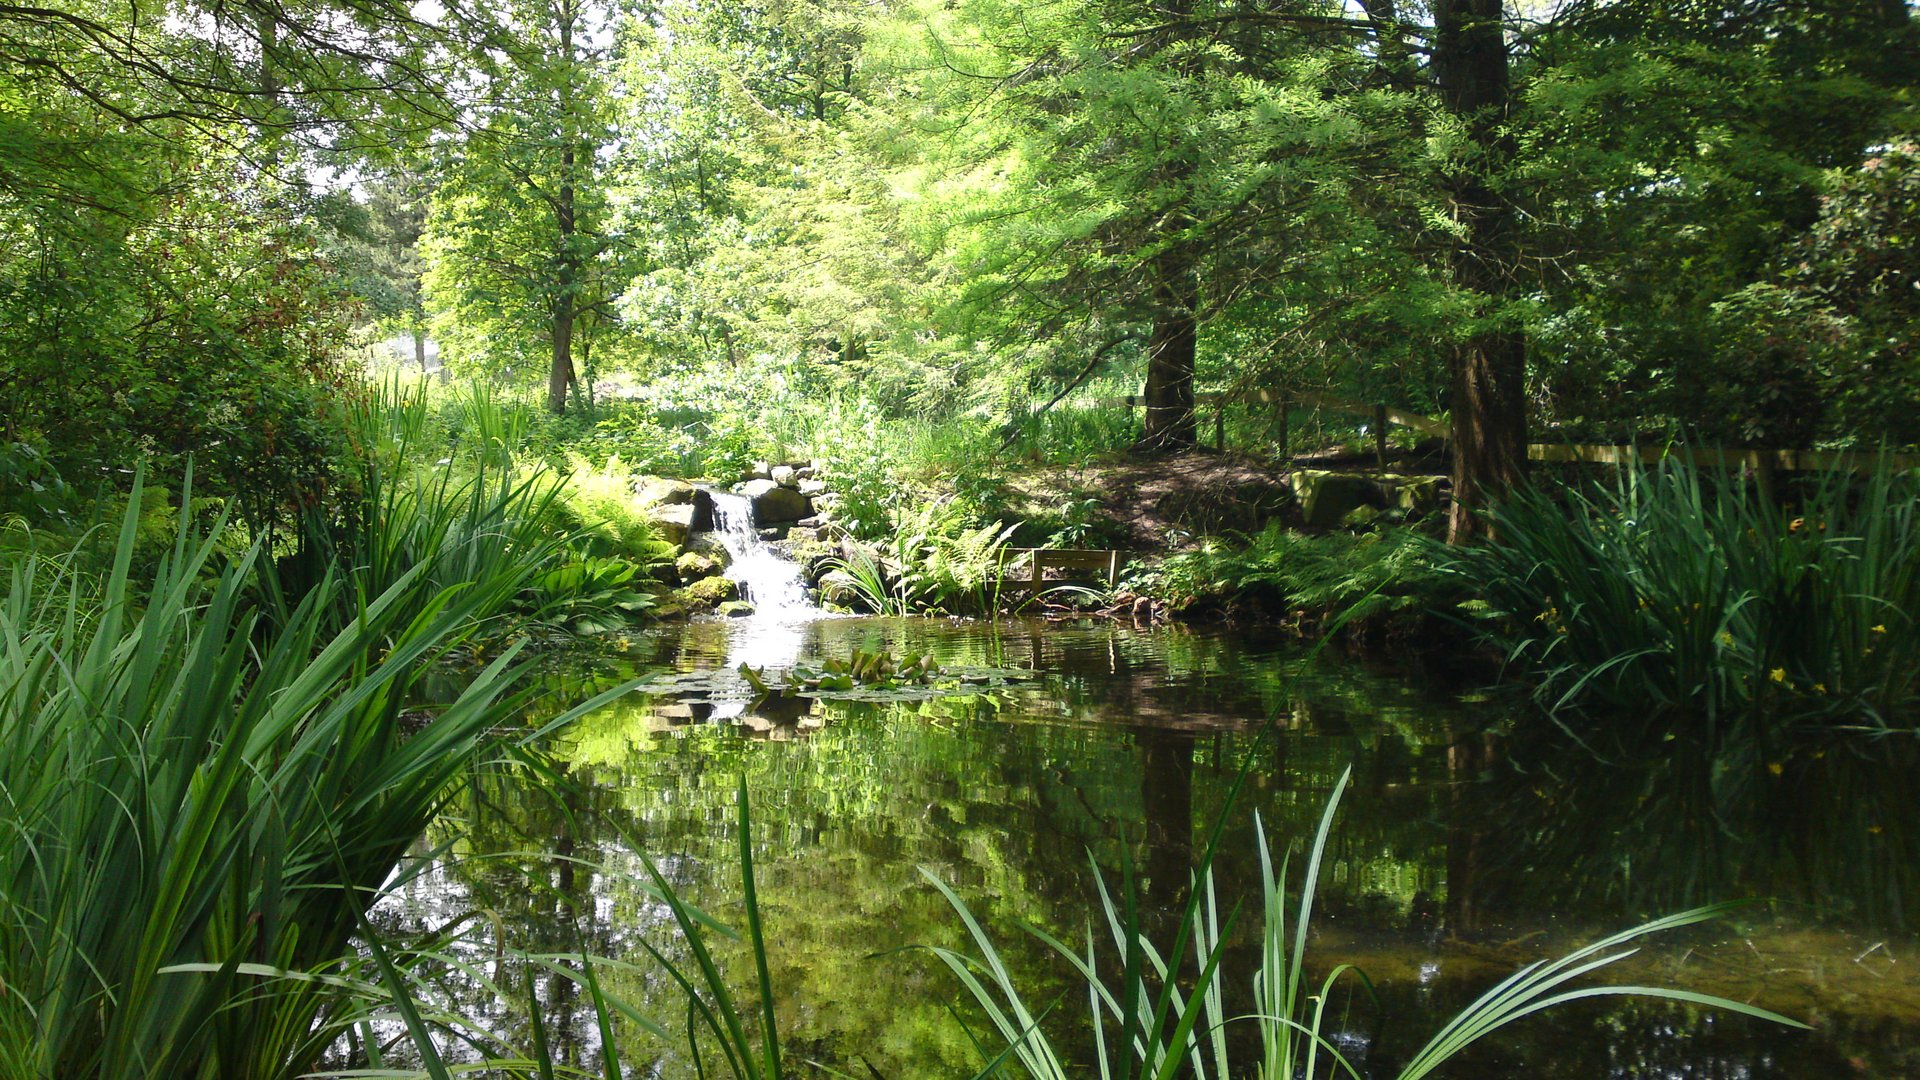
[1455,728,1920,935]
[380,620,1920,1076]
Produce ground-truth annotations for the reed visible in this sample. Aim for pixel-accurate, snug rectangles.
[1446,455,1920,729]
[0,469,586,1079]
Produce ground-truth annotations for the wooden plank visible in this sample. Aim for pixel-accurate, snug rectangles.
[1527,444,1920,472]
[1001,549,1130,588]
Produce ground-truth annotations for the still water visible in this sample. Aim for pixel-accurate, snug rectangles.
[381,617,1920,1077]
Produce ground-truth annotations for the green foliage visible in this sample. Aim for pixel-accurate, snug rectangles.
[740,649,942,694]
[0,473,580,1079]
[550,453,670,562]
[1137,525,1450,625]
[1445,457,1920,728]
[823,499,1021,617]
[520,554,657,635]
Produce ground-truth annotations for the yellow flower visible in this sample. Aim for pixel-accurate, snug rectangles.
[1813,683,1827,693]
[1767,762,1784,776]
[1871,624,1887,634]
[1718,631,1734,647]
[1769,667,1788,684]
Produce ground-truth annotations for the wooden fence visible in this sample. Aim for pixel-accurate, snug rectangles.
[1097,391,1920,473]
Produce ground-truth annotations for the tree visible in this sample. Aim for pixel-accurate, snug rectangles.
[422,0,629,412]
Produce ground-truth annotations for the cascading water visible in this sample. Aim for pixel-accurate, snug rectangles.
[707,492,815,621]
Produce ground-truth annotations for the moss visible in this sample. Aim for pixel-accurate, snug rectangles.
[673,575,739,613]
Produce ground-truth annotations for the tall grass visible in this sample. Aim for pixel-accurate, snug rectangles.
[0,467,617,1079]
[1447,457,1920,729]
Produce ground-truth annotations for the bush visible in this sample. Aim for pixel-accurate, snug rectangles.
[1136,523,1452,626]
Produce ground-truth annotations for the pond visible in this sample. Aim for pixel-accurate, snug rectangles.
[380,616,1920,1077]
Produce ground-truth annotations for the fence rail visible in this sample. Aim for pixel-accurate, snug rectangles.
[1093,391,1920,472]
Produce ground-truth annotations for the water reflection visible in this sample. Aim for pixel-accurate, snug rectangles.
[376,618,1919,1078]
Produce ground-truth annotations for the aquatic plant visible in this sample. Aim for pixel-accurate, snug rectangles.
[1446,456,1920,729]
[0,472,622,1079]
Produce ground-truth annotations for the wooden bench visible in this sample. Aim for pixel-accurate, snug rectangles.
[1000,548,1127,591]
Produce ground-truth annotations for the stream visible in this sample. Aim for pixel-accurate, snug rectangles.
[382,616,1920,1077]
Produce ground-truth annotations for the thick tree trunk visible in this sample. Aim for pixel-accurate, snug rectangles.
[1138,251,1199,452]
[1433,0,1525,543]
[413,329,427,374]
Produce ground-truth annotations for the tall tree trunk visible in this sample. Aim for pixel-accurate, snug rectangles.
[413,328,427,374]
[1139,249,1199,451]
[1433,0,1525,544]
[1132,0,1201,455]
[548,0,580,414]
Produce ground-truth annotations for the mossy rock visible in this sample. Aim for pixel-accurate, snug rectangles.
[1293,470,1385,528]
[676,551,722,581]
[673,575,739,613]
[685,533,733,570]
[718,600,757,618]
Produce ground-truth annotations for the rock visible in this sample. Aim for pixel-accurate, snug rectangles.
[795,465,816,481]
[770,464,798,488]
[646,503,695,548]
[676,551,721,580]
[635,477,696,507]
[1341,505,1383,529]
[674,575,738,613]
[684,532,733,571]
[718,600,757,618]
[746,461,773,481]
[1292,470,1385,529]
[1383,474,1444,516]
[739,478,811,525]
[797,478,828,498]
[817,568,865,606]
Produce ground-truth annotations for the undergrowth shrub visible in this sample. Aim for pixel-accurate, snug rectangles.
[1136,524,1451,625]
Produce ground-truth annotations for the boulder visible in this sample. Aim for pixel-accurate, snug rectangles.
[718,600,757,618]
[673,575,739,614]
[746,461,773,481]
[684,532,733,571]
[739,478,812,525]
[797,478,829,498]
[676,551,722,581]
[1292,470,1385,529]
[646,503,696,548]
[635,477,696,507]
[1383,474,1444,516]
[770,464,798,488]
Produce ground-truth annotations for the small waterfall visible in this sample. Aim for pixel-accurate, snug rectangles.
[708,492,815,620]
